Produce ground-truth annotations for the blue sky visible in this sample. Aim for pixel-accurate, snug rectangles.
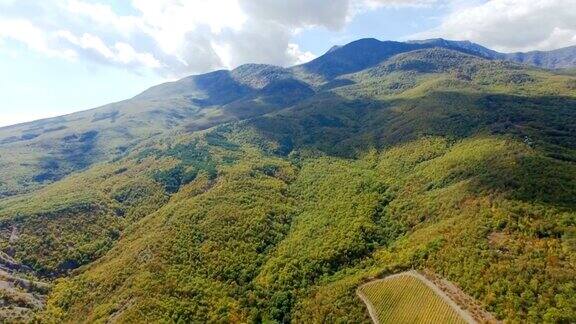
[0,43,161,125]
[1,0,574,127]
[294,4,446,54]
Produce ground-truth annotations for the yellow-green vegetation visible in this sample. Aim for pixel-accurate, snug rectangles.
[30,135,574,323]
[0,43,574,322]
[359,274,466,324]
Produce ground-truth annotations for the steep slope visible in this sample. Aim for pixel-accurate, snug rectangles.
[291,39,427,81]
[0,46,573,323]
[0,64,313,198]
[0,251,49,322]
[244,48,576,158]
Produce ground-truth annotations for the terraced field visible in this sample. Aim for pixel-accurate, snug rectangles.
[358,271,472,324]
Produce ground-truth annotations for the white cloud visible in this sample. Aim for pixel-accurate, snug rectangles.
[239,0,351,30]
[55,30,161,68]
[415,0,576,52]
[64,0,141,35]
[131,0,248,58]
[287,43,317,65]
[0,18,75,59]
[9,0,571,79]
[0,0,332,76]
[57,31,113,58]
[114,42,161,68]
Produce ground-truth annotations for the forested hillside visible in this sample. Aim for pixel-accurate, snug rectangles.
[0,40,574,323]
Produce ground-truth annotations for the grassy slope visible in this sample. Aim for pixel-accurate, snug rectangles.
[0,96,197,197]
[0,48,573,322]
[0,65,313,198]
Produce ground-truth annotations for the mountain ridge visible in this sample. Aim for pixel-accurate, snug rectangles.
[2,37,576,131]
[2,38,576,198]
[411,37,576,69]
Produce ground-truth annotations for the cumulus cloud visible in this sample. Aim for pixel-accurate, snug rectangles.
[239,0,351,30]
[0,0,442,77]
[20,0,571,78]
[288,44,318,65]
[55,31,160,68]
[0,0,348,76]
[415,0,576,52]
[0,18,75,59]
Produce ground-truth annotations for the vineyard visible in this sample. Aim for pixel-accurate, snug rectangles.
[358,272,469,324]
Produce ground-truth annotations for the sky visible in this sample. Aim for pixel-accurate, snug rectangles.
[1,0,576,127]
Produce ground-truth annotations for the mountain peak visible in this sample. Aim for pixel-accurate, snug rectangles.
[326,45,341,53]
[296,39,423,79]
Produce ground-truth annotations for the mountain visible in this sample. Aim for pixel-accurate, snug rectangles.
[413,38,576,69]
[0,64,313,198]
[2,38,576,199]
[293,39,427,80]
[408,38,503,59]
[504,45,576,69]
[0,39,575,322]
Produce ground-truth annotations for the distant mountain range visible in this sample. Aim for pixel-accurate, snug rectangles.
[411,38,576,69]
